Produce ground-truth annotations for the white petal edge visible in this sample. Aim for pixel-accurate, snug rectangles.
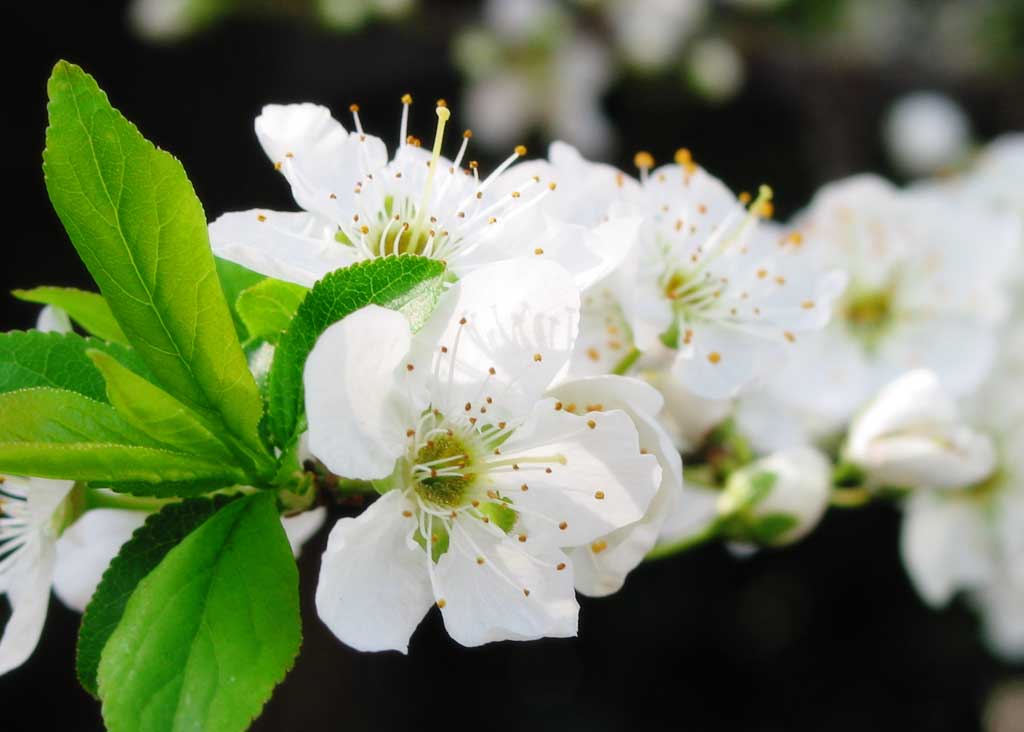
[305,305,414,480]
[315,491,433,653]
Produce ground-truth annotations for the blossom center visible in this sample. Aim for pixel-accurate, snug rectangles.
[843,287,893,348]
[412,432,477,508]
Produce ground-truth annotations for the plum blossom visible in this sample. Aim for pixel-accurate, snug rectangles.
[210,100,625,290]
[614,153,846,399]
[546,376,681,597]
[846,370,996,491]
[737,175,1019,450]
[717,446,832,547]
[0,475,75,674]
[305,261,660,650]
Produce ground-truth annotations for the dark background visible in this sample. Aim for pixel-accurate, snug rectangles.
[2,2,1023,730]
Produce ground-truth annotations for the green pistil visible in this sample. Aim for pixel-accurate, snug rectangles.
[843,287,893,350]
[413,433,475,508]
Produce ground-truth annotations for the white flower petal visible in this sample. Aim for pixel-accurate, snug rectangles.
[673,324,785,400]
[0,541,54,675]
[52,509,146,613]
[35,305,72,334]
[492,399,661,548]
[551,376,682,596]
[315,491,433,653]
[209,209,355,287]
[282,507,327,558]
[434,516,577,647]
[255,103,387,220]
[305,305,416,480]
[413,260,580,423]
[901,492,994,607]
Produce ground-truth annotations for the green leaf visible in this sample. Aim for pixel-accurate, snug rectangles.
[98,492,301,732]
[77,495,239,697]
[749,513,800,545]
[236,279,307,346]
[88,350,237,463]
[43,61,264,455]
[267,255,446,446]
[0,388,247,488]
[13,286,128,344]
[216,258,266,342]
[0,330,149,402]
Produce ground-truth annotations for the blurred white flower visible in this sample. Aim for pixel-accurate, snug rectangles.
[884,91,971,177]
[717,446,831,546]
[846,370,997,491]
[462,31,614,156]
[686,37,745,102]
[961,134,1024,216]
[740,175,1018,447]
[606,0,708,71]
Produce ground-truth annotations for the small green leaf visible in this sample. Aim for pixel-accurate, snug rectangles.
[236,279,308,346]
[88,350,237,464]
[749,513,800,545]
[77,495,239,696]
[267,255,446,447]
[98,492,301,732]
[13,286,128,344]
[43,61,264,454]
[0,330,150,402]
[0,388,247,488]
[216,258,266,342]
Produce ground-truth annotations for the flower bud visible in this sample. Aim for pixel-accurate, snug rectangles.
[846,370,996,491]
[717,446,831,546]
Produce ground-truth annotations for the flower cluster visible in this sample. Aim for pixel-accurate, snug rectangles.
[6,66,1024,732]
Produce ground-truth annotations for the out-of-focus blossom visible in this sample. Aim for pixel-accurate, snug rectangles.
[738,175,1019,448]
[884,91,971,177]
[686,37,745,103]
[606,0,707,72]
[717,446,831,546]
[847,370,997,491]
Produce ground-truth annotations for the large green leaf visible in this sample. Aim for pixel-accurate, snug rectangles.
[43,61,264,455]
[77,495,238,697]
[88,350,238,464]
[98,492,301,732]
[0,388,247,488]
[266,255,446,446]
[235,278,307,346]
[0,330,149,401]
[13,286,128,344]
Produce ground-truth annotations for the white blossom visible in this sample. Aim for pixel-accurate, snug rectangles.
[846,370,997,491]
[306,260,660,651]
[547,375,682,596]
[614,155,846,399]
[738,175,1019,447]
[883,91,971,177]
[210,101,623,290]
[0,476,74,674]
[717,446,832,547]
